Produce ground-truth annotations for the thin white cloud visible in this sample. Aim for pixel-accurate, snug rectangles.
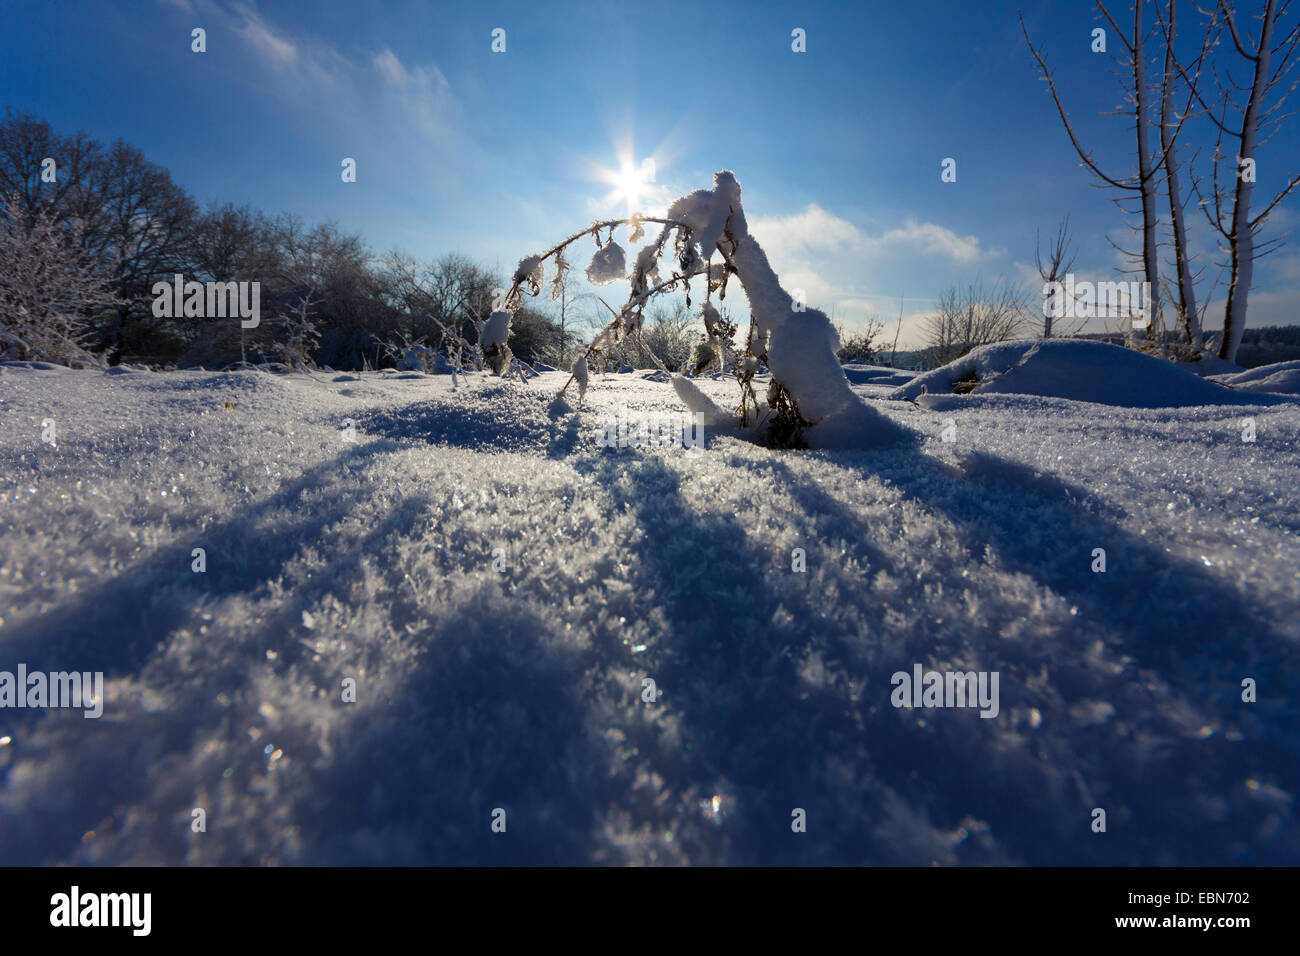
[372,48,454,136]
[879,220,985,264]
[742,204,1001,342]
[750,204,993,266]
[156,2,460,150]
[236,8,298,68]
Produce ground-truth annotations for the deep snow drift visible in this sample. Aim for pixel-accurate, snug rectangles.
[1211,360,1300,397]
[892,339,1295,408]
[1,361,1297,865]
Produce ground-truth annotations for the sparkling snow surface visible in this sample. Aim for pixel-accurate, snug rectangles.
[1,362,1297,864]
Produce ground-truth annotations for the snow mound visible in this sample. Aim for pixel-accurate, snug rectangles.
[667,174,739,259]
[842,363,916,388]
[1211,360,1300,396]
[2,360,68,372]
[892,339,1288,408]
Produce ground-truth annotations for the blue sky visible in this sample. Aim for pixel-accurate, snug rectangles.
[3,0,1297,346]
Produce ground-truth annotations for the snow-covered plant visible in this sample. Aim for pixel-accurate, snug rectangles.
[383,331,437,372]
[478,309,513,375]
[688,301,740,376]
[271,291,321,371]
[0,193,118,366]
[427,312,481,387]
[505,171,905,448]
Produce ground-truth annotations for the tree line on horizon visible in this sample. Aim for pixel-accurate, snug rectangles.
[0,108,717,372]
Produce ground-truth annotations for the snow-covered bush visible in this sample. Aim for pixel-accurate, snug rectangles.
[383,332,438,372]
[836,323,883,364]
[0,193,117,366]
[270,291,322,371]
[505,171,906,448]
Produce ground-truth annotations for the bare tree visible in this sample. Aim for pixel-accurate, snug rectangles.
[1035,215,1078,337]
[381,251,497,368]
[1171,0,1300,362]
[0,113,198,361]
[921,278,1031,365]
[1023,2,1198,343]
[97,141,198,362]
[639,301,698,370]
[548,255,581,367]
[1154,0,1216,351]
[270,290,322,371]
[0,109,105,232]
[191,203,279,285]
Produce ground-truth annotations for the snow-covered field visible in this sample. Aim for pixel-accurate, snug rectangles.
[1,357,1297,865]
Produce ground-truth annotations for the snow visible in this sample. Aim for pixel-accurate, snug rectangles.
[892,339,1297,408]
[841,363,918,389]
[667,177,738,261]
[479,311,511,351]
[570,356,588,400]
[631,245,660,290]
[670,374,732,427]
[1,361,1297,865]
[512,255,544,295]
[1212,360,1300,396]
[584,241,626,285]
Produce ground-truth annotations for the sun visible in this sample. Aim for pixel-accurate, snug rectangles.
[612,162,648,212]
[597,155,657,215]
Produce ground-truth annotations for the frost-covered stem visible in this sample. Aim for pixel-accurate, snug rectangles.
[506,216,694,306]
[556,262,709,397]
